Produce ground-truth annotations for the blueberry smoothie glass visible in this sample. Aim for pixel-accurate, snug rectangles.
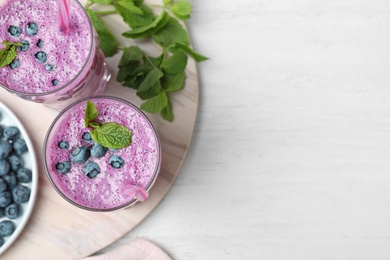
[43,96,161,211]
[0,0,111,110]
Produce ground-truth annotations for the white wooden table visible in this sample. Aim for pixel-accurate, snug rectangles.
[98,0,390,259]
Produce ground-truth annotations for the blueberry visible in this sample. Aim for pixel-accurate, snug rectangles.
[0,140,12,159]
[16,168,32,183]
[11,185,30,204]
[70,146,90,164]
[26,22,38,36]
[55,161,71,174]
[37,39,44,48]
[91,142,107,158]
[0,237,4,247]
[4,203,20,219]
[0,191,12,207]
[52,79,59,86]
[19,40,30,52]
[46,64,54,71]
[109,155,124,169]
[3,174,17,189]
[8,25,22,37]
[8,155,23,171]
[9,59,20,70]
[0,178,7,192]
[0,160,10,176]
[82,132,92,142]
[58,140,69,150]
[4,126,19,140]
[0,125,3,138]
[83,161,100,179]
[35,51,47,64]
[0,220,15,237]
[13,138,27,155]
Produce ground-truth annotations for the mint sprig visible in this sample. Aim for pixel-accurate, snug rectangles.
[85,0,208,121]
[84,101,132,149]
[0,40,22,68]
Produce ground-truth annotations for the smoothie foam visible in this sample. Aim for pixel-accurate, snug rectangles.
[44,97,161,211]
[0,0,92,93]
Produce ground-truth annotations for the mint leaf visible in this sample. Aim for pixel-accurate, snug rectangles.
[171,43,208,62]
[84,101,98,127]
[163,0,173,5]
[161,72,186,92]
[0,41,22,68]
[92,0,113,4]
[90,122,132,149]
[136,68,164,99]
[140,92,168,113]
[170,1,192,21]
[119,46,143,67]
[162,51,188,74]
[115,2,154,28]
[122,11,170,39]
[138,81,161,100]
[0,46,16,68]
[161,99,174,121]
[86,9,118,57]
[116,0,143,15]
[152,17,190,48]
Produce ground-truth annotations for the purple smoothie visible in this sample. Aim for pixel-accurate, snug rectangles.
[44,97,161,211]
[0,0,110,109]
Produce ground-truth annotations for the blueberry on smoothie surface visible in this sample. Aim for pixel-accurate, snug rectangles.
[19,40,30,52]
[83,161,100,179]
[46,64,54,71]
[8,25,22,37]
[9,59,20,70]
[37,39,44,48]
[91,142,107,158]
[55,161,71,174]
[52,79,59,86]
[109,155,124,169]
[58,140,69,150]
[82,132,92,142]
[70,146,90,164]
[34,51,47,63]
[26,22,38,36]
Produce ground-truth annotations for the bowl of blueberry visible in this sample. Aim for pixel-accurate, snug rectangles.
[43,96,161,212]
[0,102,38,255]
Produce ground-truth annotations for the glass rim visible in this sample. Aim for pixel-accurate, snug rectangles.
[43,95,162,212]
[0,0,94,97]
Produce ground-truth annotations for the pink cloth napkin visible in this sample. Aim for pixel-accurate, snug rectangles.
[83,238,172,260]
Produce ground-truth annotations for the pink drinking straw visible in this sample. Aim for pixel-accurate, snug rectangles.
[121,185,149,202]
[58,0,71,33]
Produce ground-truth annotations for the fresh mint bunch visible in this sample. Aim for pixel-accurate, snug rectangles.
[84,101,132,149]
[0,40,23,68]
[85,0,208,121]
